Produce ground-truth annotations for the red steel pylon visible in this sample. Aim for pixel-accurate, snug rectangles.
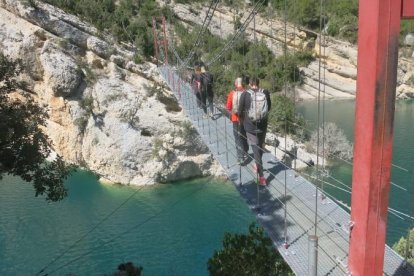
[349,1,414,275]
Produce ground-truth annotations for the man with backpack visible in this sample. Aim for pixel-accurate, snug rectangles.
[201,65,214,117]
[238,77,271,186]
[226,75,250,165]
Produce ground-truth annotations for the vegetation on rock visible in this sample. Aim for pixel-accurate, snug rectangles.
[307,122,353,160]
[393,228,414,267]
[113,262,143,276]
[42,0,174,59]
[0,54,74,201]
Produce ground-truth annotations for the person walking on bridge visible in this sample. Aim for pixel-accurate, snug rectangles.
[226,76,249,165]
[201,65,214,117]
[191,65,203,112]
[238,77,271,186]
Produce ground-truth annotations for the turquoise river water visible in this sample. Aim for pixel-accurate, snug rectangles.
[1,99,413,275]
[0,174,255,275]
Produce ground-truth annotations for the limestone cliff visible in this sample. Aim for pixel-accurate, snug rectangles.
[165,1,414,100]
[0,0,223,185]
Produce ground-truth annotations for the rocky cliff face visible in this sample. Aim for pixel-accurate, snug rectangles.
[0,0,223,185]
[166,1,414,100]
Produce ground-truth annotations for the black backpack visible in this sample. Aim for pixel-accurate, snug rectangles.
[202,72,214,97]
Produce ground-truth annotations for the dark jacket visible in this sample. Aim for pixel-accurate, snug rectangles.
[238,88,271,133]
[201,72,214,98]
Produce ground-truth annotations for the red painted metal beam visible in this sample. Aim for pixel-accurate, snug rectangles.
[402,0,414,18]
[152,17,160,66]
[349,0,402,275]
[161,17,169,65]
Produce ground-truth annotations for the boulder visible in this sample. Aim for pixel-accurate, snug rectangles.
[40,42,82,97]
[110,54,126,67]
[405,33,414,46]
[87,36,111,59]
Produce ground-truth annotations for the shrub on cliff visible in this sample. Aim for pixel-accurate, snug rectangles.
[0,53,74,201]
[268,94,304,136]
[307,122,353,160]
[43,0,174,59]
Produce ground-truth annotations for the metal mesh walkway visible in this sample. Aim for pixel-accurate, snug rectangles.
[159,65,414,276]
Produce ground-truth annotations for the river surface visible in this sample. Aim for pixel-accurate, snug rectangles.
[1,100,413,275]
[0,173,255,275]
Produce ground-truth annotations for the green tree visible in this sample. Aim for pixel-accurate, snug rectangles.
[208,223,292,275]
[393,228,414,266]
[0,54,73,201]
[268,94,297,135]
[291,0,319,29]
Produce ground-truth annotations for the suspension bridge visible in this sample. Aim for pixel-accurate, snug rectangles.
[32,0,414,275]
[153,0,414,275]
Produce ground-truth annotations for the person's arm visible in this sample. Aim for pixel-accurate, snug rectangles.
[264,89,271,111]
[226,91,233,111]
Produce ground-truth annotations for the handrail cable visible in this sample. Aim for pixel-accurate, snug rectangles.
[321,2,327,204]
[282,0,289,248]
[252,11,262,213]
[292,0,298,174]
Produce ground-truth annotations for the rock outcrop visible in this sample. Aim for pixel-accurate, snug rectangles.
[164,1,414,100]
[40,42,82,97]
[0,0,223,185]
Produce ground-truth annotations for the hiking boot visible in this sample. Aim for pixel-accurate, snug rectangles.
[259,176,267,186]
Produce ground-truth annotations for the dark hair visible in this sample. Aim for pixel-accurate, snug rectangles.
[249,76,259,86]
[242,74,250,86]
